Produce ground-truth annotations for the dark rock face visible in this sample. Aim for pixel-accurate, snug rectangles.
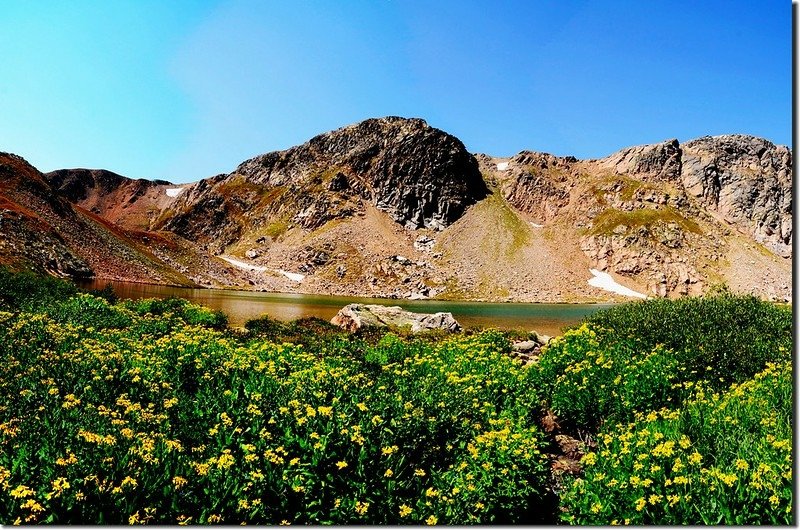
[234,117,488,229]
[165,117,487,245]
[680,135,792,258]
[45,168,132,203]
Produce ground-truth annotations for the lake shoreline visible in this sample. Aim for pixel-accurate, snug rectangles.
[76,279,616,336]
[76,277,620,306]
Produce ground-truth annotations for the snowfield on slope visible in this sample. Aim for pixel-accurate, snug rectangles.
[587,268,648,299]
[165,187,185,197]
[219,255,305,282]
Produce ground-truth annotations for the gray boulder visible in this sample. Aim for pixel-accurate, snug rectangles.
[331,303,461,333]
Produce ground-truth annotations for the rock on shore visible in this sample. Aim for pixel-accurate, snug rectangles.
[331,303,461,333]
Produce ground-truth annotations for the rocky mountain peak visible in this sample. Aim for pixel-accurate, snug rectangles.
[595,138,683,182]
[164,117,488,249]
[233,116,487,230]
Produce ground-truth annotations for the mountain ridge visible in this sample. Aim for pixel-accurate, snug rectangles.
[1,117,791,302]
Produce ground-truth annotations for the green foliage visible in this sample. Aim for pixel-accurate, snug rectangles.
[87,284,118,304]
[0,267,77,311]
[560,362,792,525]
[48,294,133,330]
[0,303,549,524]
[535,324,696,430]
[363,333,421,367]
[581,290,792,388]
[244,314,293,338]
[121,297,228,330]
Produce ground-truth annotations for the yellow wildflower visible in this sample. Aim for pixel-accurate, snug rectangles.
[51,477,70,496]
[21,499,44,513]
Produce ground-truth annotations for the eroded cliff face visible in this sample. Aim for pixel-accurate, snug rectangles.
[0,153,94,278]
[486,134,791,300]
[0,153,193,285]
[162,117,487,250]
[680,135,792,258]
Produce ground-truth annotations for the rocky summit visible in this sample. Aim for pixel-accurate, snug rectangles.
[0,117,792,302]
[161,117,487,251]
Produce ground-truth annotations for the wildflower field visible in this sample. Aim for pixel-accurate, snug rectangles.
[0,269,792,524]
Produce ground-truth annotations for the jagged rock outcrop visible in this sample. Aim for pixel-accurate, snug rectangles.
[594,139,683,182]
[680,135,792,258]
[163,117,488,248]
[500,152,574,222]
[236,117,487,229]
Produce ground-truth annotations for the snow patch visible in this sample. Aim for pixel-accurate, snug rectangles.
[529,222,544,228]
[219,256,267,271]
[219,255,305,282]
[278,270,305,283]
[587,269,648,299]
[165,187,185,197]
[496,162,509,171]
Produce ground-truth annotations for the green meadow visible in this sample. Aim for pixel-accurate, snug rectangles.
[0,269,791,524]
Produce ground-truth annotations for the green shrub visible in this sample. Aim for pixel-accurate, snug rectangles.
[582,290,791,388]
[363,333,425,367]
[0,267,77,311]
[86,284,118,304]
[244,314,290,339]
[121,297,227,330]
[48,294,133,330]
[560,361,792,525]
[535,324,697,429]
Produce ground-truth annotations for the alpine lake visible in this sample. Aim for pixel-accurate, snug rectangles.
[79,280,614,336]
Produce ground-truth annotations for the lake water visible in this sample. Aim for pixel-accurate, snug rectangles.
[78,280,614,336]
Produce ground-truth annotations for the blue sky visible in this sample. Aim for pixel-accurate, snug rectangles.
[0,1,791,183]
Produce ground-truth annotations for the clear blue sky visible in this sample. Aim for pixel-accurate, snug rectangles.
[0,1,791,183]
